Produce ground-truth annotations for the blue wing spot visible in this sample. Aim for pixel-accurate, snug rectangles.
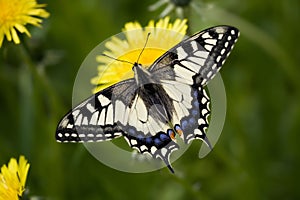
[181,120,188,130]
[160,133,170,141]
[154,138,162,146]
[193,100,199,108]
[145,137,153,144]
[193,90,198,97]
[137,134,143,139]
[167,129,173,135]
[128,128,135,135]
[189,118,196,125]
[192,109,198,116]
[174,124,182,132]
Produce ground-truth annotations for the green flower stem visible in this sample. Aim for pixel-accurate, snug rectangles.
[18,42,66,197]
[18,43,63,153]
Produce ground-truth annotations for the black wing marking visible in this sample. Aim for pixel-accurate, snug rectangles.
[56,80,135,142]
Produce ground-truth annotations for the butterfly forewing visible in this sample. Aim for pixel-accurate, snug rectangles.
[56,80,135,142]
[149,25,239,86]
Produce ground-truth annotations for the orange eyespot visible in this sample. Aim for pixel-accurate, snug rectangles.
[177,129,183,136]
[174,124,183,136]
[170,132,175,139]
[167,129,176,139]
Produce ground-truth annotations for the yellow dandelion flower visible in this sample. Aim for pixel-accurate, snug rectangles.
[91,16,188,93]
[0,156,30,200]
[0,0,50,47]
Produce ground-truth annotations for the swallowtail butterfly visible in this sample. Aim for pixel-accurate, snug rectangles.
[56,25,239,173]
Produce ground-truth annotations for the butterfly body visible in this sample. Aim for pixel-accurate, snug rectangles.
[56,26,239,173]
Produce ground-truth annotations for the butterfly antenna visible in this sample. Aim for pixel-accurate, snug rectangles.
[101,53,134,65]
[136,32,151,63]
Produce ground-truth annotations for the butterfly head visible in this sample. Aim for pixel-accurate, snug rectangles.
[133,62,152,86]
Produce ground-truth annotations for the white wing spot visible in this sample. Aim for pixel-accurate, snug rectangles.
[231,29,236,35]
[90,111,99,125]
[131,139,137,145]
[205,44,213,51]
[215,27,225,33]
[75,114,82,126]
[162,83,182,102]
[161,148,167,157]
[198,118,206,125]
[60,118,69,128]
[174,64,195,77]
[58,133,63,138]
[180,60,199,73]
[224,41,229,48]
[189,56,205,66]
[205,39,217,45]
[202,32,210,39]
[86,103,96,113]
[220,48,226,55]
[176,46,188,59]
[151,146,157,154]
[201,97,207,104]
[140,145,148,151]
[66,124,73,129]
[115,132,122,137]
[201,78,207,85]
[71,133,77,137]
[136,97,148,122]
[98,94,110,107]
[115,100,126,124]
[82,117,89,125]
[221,59,226,65]
[106,104,114,124]
[202,109,209,115]
[72,110,80,118]
[207,71,213,78]
[194,50,209,58]
[212,64,217,70]
[98,110,105,125]
[194,129,203,135]
[218,33,224,39]
[227,35,232,41]
[191,41,198,52]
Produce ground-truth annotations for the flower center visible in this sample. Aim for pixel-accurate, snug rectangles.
[115,47,167,79]
[0,0,22,24]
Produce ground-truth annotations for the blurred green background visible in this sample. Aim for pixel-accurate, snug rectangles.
[1,0,300,199]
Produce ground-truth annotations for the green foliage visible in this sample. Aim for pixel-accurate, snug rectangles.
[1,0,300,199]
